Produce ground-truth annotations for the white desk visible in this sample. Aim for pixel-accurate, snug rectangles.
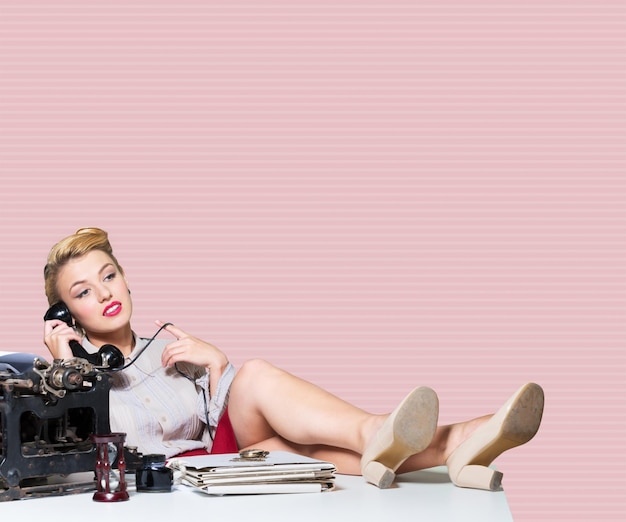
[0,467,513,521]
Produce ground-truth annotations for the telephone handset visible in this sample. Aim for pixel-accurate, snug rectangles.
[44,302,124,369]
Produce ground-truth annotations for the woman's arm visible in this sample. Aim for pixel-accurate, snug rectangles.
[157,321,230,399]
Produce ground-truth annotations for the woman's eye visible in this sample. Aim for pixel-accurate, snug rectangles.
[104,272,116,282]
[76,289,89,299]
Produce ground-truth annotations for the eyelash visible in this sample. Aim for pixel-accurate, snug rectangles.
[75,272,117,299]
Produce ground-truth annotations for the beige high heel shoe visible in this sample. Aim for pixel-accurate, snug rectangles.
[446,382,544,490]
[361,386,439,488]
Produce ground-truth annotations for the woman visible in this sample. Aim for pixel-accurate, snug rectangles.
[43,227,544,490]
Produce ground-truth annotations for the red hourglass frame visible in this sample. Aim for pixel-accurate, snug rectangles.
[91,433,129,502]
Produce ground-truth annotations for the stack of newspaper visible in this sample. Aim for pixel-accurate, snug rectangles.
[166,450,336,495]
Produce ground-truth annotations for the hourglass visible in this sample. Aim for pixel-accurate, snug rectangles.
[91,433,129,502]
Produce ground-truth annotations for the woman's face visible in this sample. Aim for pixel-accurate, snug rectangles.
[55,249,133,336]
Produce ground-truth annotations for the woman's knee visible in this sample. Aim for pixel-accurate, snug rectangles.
[231,358,280,393]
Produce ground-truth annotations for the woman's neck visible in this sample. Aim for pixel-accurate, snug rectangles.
[85,325,135,357]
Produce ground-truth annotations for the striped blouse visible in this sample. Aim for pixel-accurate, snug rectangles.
[83,335,235,458]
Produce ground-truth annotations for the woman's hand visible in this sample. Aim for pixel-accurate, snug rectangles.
[157,321,229,375]
[43,319,82,360]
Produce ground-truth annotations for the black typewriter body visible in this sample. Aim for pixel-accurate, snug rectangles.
[0,352,112,501]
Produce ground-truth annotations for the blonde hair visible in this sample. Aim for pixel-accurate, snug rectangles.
[44,227,123,306]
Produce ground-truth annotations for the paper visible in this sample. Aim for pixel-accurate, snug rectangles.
[167,451,336,495]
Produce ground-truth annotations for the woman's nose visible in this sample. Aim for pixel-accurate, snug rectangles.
[97,285,113,301]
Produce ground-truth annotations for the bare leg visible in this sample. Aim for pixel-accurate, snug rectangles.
[239,419,488,476]
[397,415,491,474]
[227,359,380,454]
[226,359,490,475]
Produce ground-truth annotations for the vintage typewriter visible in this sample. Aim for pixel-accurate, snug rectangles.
[0,351,116,501]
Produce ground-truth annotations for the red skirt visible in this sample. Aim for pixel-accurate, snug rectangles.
[210,408,239,454]
[174,408,239,458]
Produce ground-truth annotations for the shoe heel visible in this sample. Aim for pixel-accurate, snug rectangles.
[362,461,396,489]
[360,386,439,489]
[445,383,544,491]
[453,465,503,490]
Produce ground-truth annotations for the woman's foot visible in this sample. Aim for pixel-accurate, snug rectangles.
[445,382,544,490]
[361,386,439,488]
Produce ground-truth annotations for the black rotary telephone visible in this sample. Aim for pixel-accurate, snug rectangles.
[44,302,125,369]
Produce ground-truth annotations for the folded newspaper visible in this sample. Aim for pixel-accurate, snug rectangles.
[167,450,336,495]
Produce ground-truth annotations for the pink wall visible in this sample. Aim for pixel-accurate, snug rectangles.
[0,1,624,519]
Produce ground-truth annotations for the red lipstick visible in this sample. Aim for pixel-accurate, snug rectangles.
[103,301,122,317]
